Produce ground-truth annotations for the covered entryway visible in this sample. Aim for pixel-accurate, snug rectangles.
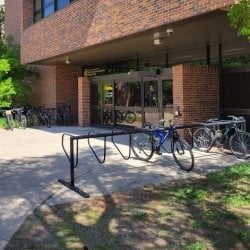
[90,69,173,127]
[222,66,250,131]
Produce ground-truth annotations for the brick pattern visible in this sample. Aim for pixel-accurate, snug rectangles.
[173,64,220,127]
[55,65,82,124]
[21,0,235,64]
[28,65,56,108]
[78,77,90,127]
[4,0,23,43]
[28,65,82,125]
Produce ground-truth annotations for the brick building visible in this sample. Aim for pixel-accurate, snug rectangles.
[4,0,250,128]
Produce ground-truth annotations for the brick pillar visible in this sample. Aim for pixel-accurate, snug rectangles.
[78,77,90,127]
[172,64,220,137]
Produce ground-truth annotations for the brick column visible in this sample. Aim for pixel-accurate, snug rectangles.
[78,77,90,127]
[172,64,220,137]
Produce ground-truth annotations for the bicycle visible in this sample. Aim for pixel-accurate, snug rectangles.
[13,107,27,129]
[116,110,136,124]
[193,115,250,159]
[34,107,50,127]
[131,120,194,172]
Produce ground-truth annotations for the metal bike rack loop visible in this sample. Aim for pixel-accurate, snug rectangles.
[58,129,148,198]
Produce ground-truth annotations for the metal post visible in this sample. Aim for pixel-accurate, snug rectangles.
[70,137,75,186]
[206,44,210,65]
[165,52,169,68]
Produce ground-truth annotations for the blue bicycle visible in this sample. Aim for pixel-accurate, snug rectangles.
[132,120,194,171]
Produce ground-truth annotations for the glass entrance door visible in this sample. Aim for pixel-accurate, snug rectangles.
[90,71,173,127]
[162,79,174,122]
[91,80,114,125]
[143,77,161,125]
[114,79,142,127]
[143,77,173,126]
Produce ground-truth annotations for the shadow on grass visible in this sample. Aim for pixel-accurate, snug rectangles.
[5,163,250,250]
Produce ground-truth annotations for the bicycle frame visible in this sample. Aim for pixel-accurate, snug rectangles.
[153,126,174,148]
[210,124,237,146]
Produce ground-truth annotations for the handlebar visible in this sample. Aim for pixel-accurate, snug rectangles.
[227,115,245,121]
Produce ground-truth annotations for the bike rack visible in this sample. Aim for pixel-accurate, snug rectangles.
[190,118,247,148]
[59,128,149,198]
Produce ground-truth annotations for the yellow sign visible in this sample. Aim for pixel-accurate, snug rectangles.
[84,68,105,76]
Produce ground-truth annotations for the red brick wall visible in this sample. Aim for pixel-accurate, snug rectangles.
[28,65,56,108]
[5,0,22,43]
[173,64,220,126]
[28,65,82,125]
[21,0,235,64]
[55,65,82,124]
[78,77,90,127]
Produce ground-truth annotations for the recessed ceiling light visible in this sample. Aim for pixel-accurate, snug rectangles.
[154,38,163,45]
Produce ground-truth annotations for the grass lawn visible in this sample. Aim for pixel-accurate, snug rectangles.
[6,162,250,250]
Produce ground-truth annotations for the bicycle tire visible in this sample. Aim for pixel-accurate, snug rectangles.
[103,111,111,124]
[131,133,154,161]
[115,110,123,123]
[20,115,27,129]
[44,115,51,128]
[229,131,250,159]
[125,111,136,123]
[32,114,39,128]
[172,138,194,172]
[193,127,214,152]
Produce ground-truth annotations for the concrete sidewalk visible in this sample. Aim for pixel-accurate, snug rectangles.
[0,126,245,250]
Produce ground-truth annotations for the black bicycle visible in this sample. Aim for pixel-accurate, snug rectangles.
[131,120,194,172]
[193,116,250,159]
[13,108,27,129]
[116,110,136,124]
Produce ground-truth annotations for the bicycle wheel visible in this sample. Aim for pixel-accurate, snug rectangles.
[44,115,51,128]
[193,127,214,152]
[125,111,136,123]
[172,138,194,172]
[229,131,250,159]
[32,114,39,128]
[20,115,27,129]
[115,110,123,123]
[131,133,154,161]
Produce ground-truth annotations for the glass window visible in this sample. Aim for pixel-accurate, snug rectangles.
[57,0,71,10]
[144,81,158,107]
[162,80,173,106]
[115,81,141,107]
[34,0,73,22]
[44,0,54,17]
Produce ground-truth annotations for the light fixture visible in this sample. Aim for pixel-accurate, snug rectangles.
[154,38,163,45]
[65,56,72,65]
[166,28,173,35]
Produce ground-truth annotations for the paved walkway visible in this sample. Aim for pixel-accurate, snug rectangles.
[0,126,245,250]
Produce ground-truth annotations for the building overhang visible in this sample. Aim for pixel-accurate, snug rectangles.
[28,10,250,66]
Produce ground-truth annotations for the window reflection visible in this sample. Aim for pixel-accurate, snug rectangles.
[44,0,54,17]
[115,81,141,106]
[162,80,173,106]
[103,84,113,105]
[58,0,71,10]
[144,81,158,107]
[34,0,73,22]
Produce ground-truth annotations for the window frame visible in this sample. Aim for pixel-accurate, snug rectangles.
[33,0,73,22]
